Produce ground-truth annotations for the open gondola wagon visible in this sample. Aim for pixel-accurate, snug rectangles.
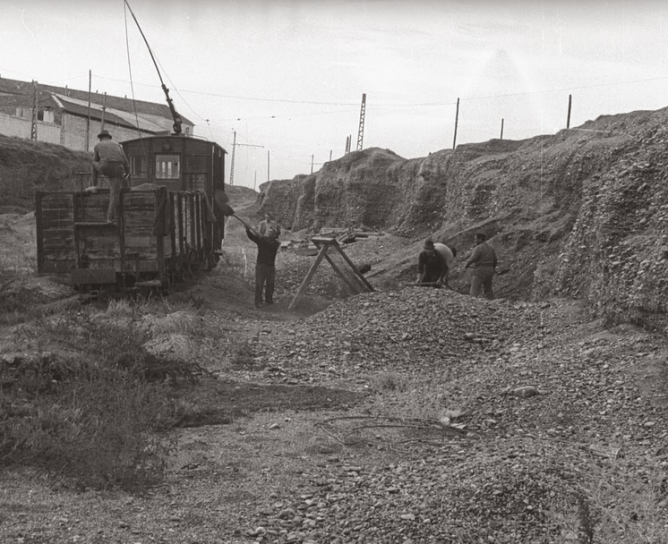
[36,135,228,297]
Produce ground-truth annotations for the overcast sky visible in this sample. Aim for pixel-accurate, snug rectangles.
[1,0,668,189]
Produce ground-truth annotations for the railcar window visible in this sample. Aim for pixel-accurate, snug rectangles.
[156,154,180,179]
[186,155,207,172]
[131,155,148,177]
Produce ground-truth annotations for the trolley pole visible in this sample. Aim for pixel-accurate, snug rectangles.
[453,97,460,150]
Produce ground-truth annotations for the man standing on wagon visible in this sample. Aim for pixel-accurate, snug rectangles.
[88,129,130,223]
[246,226,281,308]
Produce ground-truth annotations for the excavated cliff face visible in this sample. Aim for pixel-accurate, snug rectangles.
[0,134,91,214]
[258,107,668,330]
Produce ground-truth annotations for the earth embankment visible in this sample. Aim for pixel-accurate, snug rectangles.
[258,107,668,329]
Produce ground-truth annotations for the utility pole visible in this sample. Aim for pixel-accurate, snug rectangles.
[567,94,572,129]
[311,154,314,174]
[229,129,263,186]
[329,150,332,162]
[86,70,92,151]
[453,97,460,150]
[100,92,107,131]
[356,93,366,151]
[254,171,257,191]
[500,118,504,140]
[267,151,270,182]
[31,80,38,141]
[229,131,237,185]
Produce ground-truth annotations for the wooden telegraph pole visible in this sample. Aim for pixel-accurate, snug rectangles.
[567,94,572,129]
[100,92,107,131]
[230,130,263,186]
[229,131,237,185]
[85,70,92,151]
[500,118,504,140]
[31,81,39,141]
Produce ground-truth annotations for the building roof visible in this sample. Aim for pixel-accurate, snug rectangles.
[0,76,194,128]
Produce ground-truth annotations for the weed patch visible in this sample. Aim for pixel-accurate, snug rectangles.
[0,307,207,490]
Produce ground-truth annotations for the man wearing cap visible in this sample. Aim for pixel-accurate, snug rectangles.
[465,233,498,300]
[416,238,447,287]
[259,211,281,237]
[87,129,130,223]
[246,225,281,307]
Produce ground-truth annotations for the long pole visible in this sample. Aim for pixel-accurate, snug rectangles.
[31,80,38,141]
[267,150,270,182]
[452,97,460,150]
[311,154,314,174]
[567,94,572,129]
[500,118,504,140]
[254,171,257,191]
[230,130,237,185]
[100,92,107,131]
[85,70,92,151]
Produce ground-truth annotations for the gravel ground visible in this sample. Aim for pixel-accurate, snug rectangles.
[1,238,667,543]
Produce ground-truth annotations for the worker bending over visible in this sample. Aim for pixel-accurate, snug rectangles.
[465,233,497,300]
[416,238,447,287]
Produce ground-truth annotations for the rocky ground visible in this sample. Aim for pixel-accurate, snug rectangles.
[0,211,667,543]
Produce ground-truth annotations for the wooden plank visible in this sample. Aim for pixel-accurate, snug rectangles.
[289,246,329,311]
[330,242,375,292]
[40,209,75,222]
[40,260,75,274]
[170,192,177,267]
[125,237,156,247]
[322,252,361,294]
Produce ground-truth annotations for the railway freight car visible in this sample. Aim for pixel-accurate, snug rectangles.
[36,135,228,296]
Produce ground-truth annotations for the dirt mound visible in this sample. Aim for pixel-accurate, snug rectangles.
[0,134,91,214]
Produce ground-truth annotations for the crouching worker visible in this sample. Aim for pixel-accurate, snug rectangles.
[416,238,447,287]
[246,226,280,307]
[434,242,456,289]
[86,129,130,223]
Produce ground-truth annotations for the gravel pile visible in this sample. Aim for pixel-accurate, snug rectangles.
[256,288,539,382]
[238,290,668,543]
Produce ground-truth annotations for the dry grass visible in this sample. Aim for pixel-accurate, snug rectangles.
[0,300,216,490]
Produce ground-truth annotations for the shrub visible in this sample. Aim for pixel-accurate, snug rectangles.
[0,308,197,490]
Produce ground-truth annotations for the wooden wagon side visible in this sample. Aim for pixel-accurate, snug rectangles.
[36,187,215,295]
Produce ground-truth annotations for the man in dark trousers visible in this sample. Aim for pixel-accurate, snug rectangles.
[246,226,280,307]
[87,129,130,223]
[416,238,447,287]
[465,233,498,300]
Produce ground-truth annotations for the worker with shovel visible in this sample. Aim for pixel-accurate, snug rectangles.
[465,233,498,300]
[214,190,281,307]
[246,226,280,307]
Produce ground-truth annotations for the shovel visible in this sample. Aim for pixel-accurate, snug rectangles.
[214,190,256,233]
